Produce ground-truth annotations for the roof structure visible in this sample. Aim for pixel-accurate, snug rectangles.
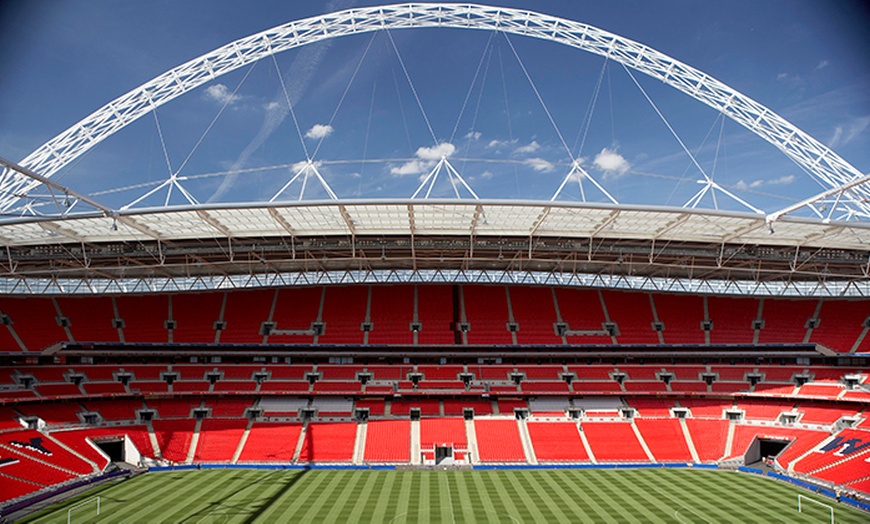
[1,200,868,297]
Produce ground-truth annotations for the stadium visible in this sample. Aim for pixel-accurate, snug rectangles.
[0,2,869,521]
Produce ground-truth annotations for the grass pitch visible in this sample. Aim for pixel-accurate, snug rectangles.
[20,468,868,523]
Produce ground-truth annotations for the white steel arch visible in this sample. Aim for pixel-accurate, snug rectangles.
[2,2,867,217]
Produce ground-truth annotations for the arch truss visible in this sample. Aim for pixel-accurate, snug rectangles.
[2,3,867,221]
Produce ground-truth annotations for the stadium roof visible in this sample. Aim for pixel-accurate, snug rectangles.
[2,199,869,297]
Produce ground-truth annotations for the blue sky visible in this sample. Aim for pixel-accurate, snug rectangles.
[0,0,868,216]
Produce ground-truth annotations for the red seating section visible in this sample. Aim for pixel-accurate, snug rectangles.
[4,429,93,474]
[171,292,223,343]
[151,419,195,462]
[238,422,302,462]
[555,289,612,345]
[707,296,758,344]
[318,286,367,344]
[511,287,561,344]
[116,295,168,343]
[194,419,246,462]
[757,298,815,345]
[298,422,357,462]
[364,420,410,462]
[368,285,415,345]
[420,418,466,448]
[656,294,704,344]
[634,419,693,462]
[601,291,657,344]
[582,422,648,462]
[415,286,455,345]
[527,422,588,462]
[474,419,525,462]
[0,287,865,350]
[267,287,321,344]
[463,286,512,344]
[684,419,728,462]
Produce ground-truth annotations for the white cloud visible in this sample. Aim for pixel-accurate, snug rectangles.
[828,116,870,148]
[593,148,631,177]
[305,124,334,140]
[769,175,796,185]
[514,140,540,155]
[391,143,456,176]
[487,138,517,149]
[524,158,555,172]
[204,83,239,105]
[416,142,455,161]
[465,131,482,140]
[815,59,830,71]
[264,101,282,112]
[480,170,494,180]
[735,174,795,191]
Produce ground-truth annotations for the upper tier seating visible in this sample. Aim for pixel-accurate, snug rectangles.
[601,290,658,344]
[706,296,759,344]
[116,295,168,343]
[655,294,705,345]
[219,289,273,344]
[368,285,415,345]
[171,292,224,343]
[463,286,513,344]
[511,287,562,344]
[415,285,455,345]
[267,287,321,344]
[317,286,368,344]
[810,300,870,353]
[757,298,816,345]
[0,286,867,349]
[555,288,612,345]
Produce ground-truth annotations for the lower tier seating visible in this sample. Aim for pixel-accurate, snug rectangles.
[474,419,525,462]
[363,420,410,463]
[527,422,588,462]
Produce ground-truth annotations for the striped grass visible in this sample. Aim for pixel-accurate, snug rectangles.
[21,468,868,523]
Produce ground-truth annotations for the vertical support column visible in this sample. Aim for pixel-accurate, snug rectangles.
[214,293,228,344]
[679,418,701,463]
[465,418,480,465]
[505,286,518,345]
[261,288,280,345]
[231,419,254,464]
[516,418,538,465]
[552,288,568,345]
[753,298,764,345]
[363,285,373,346]
[410,419,421,465]
[352,421,367,465]
[112,297,125,343]
[313,287,327,345]
[185,418,203,464]
[648,293,665,345]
